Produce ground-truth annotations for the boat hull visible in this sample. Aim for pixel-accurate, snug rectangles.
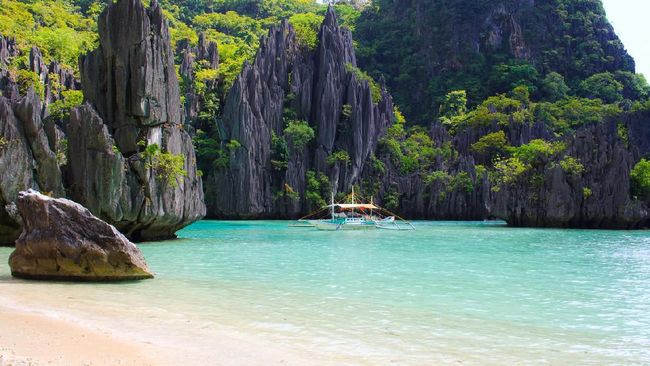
[309,220,378,231]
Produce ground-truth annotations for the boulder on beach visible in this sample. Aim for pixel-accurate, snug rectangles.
[9,189,153,281]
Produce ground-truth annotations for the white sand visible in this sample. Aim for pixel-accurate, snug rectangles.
[0,302,345,366]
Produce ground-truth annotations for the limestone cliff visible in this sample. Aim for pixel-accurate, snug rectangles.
[206,7,393,218]
[69,0,205,240]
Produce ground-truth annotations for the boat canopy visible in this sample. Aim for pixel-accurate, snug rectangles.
[327,203,378,209]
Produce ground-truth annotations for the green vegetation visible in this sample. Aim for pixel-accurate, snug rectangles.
[289,12,323,50]
[470,131,510,162]
[0,136,9,151]
[305,170,330,208]
[283,119,314,151]
[326,150,350,166]
[490,157,528,192]
[631,159,650,201]
[345,63,382,104]
[55,138,67,166]
[0,0,97,69]
[512,139,565,165]
[271,132,289,170]
[559,156,584,176]
[49,90,83,121]
[141,143,188,188]
[355,0,646,123]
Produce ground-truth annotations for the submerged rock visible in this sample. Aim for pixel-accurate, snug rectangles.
[9,190,153,281]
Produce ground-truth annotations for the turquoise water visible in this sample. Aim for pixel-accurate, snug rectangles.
[2,221,650,364]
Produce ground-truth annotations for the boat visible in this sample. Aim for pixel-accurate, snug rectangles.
[296,188,415,231]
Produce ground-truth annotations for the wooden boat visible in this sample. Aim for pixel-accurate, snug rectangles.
[296,188,415,231]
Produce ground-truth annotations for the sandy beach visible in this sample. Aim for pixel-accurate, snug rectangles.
[0,301,334,366]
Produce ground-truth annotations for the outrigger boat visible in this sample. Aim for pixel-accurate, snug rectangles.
[296,188,415,231]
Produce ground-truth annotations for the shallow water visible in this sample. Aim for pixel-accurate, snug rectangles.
[2,221,650,365]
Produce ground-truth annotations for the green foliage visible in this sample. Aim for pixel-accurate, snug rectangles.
[382,189,400,210]
[614,71,650,101]
[488,62,539,95]
[289,12,323,50]
[141,143,188,188]
[48,90,83,121]
[631,159,650,201]
[345,63,382,103]
[271,132,289,170]
[559,156,584,176]
[225,139,241,151]
[512,139,565,165]
[423,170,450,186]
[0,0,97,68]
[326,150,350,166]
[490,157,528,192]
[380,124,455,176]
[579,72,624,103]
[541,72,569,102]
[617,122,629,147]
[370,154,385,175]
[283,119,314,151]
[450,171,474,193]
[470,131,510,162]
[15,70,44,99]
[0,136,9,151]
[583,187,593,199]
[341,104,353,120]
[55,138,67,166]
[355,0,636,123]
[439,90,467,119]
[305,170,330,207]
[274,183,300,202]
[452,92,532,132]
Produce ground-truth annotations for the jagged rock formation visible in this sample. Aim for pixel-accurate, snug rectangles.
[0,89,64,244]
[69,0,205,240]
[177,32,219,129]
[27,46,79,113]
[207,7,393,218]
[9,190,153,281]
[491,118,650,229]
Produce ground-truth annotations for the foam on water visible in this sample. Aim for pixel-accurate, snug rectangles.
[1,221,649,365]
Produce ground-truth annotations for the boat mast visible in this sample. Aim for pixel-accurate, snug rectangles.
[331,191,335,219]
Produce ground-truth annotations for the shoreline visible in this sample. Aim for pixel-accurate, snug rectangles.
[0,298,340,366]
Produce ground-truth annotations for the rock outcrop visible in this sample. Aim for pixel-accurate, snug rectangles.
[69,0,205,240]
[491,119,650,229]
[0,89,64,244]
[207,7,393,218]
[9,190,153,281]
[177,32,219,130]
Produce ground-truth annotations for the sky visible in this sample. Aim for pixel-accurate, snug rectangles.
[602,0,650,77]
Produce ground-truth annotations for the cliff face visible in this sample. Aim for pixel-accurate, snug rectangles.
[70,0,205,240]
[355,0,635,123]
[0,0,205,244]
[206,8,393,218]
[178,32,219,130]
[0,90,64,243]
[491,118,649,229]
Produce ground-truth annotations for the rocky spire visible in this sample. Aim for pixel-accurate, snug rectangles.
[207,8,394,218]
[69,0,205,241]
